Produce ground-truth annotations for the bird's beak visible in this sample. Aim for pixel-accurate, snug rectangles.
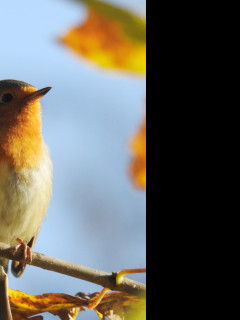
[25,87,52,102]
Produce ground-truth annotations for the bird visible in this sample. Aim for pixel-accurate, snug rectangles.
[0,79,52,320]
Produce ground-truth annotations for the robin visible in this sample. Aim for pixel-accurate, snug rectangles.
[0,79,52,319]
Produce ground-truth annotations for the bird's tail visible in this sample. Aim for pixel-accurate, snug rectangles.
[0,265,13,320]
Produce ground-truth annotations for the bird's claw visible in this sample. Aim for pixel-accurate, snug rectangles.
[13,238,33,267]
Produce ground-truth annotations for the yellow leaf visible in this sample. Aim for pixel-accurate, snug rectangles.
[9,289,87,319]
[60,0,146,74]
[92,291,146,320]
[125,298,146,320]
[129,116,146,189]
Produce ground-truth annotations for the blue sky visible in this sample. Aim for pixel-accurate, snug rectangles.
[0,1,146,319]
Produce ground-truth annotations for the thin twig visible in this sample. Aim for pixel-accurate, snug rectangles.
[0,242,146,296]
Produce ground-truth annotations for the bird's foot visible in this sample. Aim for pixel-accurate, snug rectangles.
[13,238,33,267]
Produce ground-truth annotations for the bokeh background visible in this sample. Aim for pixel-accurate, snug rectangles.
[0,0,146,319]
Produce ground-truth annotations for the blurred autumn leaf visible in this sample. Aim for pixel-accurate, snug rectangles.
[94,292,146,320]
[130,116,146,189]
[9,288,145,320]
[60,0,146,74]
[60,0,146,189]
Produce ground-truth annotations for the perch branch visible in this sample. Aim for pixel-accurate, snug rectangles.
[0,242,146,296]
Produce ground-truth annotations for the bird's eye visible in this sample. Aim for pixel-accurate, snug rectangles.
[2,93,13,103]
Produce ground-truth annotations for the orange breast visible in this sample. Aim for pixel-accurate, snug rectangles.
[0,101,44,171]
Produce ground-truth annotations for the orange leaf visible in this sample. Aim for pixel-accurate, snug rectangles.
[129,116,146,189]
[60,0,146,74]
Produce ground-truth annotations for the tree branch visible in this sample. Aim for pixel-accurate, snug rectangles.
[0,242,146,296]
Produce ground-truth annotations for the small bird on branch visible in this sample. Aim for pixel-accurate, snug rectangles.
[0,80,52,320]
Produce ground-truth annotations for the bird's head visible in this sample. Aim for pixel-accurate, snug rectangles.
[0,80,51,121]
[0,80,52,170]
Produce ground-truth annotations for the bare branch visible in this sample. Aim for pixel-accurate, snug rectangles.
[0,242,146,296]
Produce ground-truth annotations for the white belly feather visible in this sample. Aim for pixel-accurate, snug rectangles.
[0,144,52,246]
